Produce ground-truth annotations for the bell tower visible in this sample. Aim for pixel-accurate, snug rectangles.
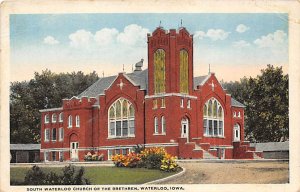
[147,27,194,96]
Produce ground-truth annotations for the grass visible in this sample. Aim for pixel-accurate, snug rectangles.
[11,166,179,185]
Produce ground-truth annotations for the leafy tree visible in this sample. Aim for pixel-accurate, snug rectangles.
[223,65,288,142]
[10,70,99,144]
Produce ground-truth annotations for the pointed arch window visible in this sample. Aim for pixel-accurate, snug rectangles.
[68,115,72,128]
[203,98,224,137]
[59,112,63,122]
[108,98,135,138]
[154,49,166,94]
[180,49,189,93]
[161,116,166,134]
[75,115,80,127]
[154,117,158,133]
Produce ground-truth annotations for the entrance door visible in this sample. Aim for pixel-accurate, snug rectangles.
[181,118,189,142]
[70,142,79,161]
[233,124,240,141]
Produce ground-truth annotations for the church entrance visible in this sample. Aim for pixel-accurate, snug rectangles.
[70,142,79,161]
[181,118,189,142]
[233,123,240,142]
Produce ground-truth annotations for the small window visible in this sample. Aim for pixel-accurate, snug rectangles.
[59,151,64,161]
[154,117,158,133]
[45,129,50,142]
[59,112,63,122]
[52,128,57,141]
[153,99,158,109]
[238,112,241,117]
[52,114,57,123]
[161,116,166,134]
[187,99,191,108]
[233,111,236,117]
[44,152,49,162]
[68,115,72,128]
[180,98,184,108]
[115,149,120,155]
[122,148,127,155]
[52,151,56,161]
[75,115,80,127]
[108,149,113,160]
[45,114,50,124]
[59,128,64,141]
[161,98,165,108]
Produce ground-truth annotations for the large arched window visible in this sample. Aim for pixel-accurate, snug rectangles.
[154,49,166,94]
[203,98,224,137]
[180,49,189,94]
[108,98,135,138]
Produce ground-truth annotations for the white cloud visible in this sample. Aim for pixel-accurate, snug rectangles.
[194,29,230,41]
[69,29,93,48]
[236,24,250,33]
[232,40,251,48]
[253,30,287,48]
[194,31,206,39]
[206,29,230,41]
[94,28,119,46]
[117,24,150,47]
[43,36,59,45]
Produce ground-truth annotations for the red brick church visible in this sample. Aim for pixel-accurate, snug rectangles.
[40,27,262,162]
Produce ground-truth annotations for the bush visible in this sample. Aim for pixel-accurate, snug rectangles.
[23,165,90,185]
[111,147,179,172]
[24,166,47,185]
[140,148,165,169]
[84,152,104,161]
[160,153,179,172]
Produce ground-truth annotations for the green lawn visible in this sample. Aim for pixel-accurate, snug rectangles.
[11,166,179,185]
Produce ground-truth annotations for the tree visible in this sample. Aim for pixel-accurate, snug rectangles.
[223,65,288,142]
[10,70,99,144]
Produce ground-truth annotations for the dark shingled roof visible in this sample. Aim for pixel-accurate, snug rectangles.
[77,69,148,98]
[78,70,209,99]
[77,69,244,108]
[193,75,208,89]
[231,98,246,108]
[10,144,41,150]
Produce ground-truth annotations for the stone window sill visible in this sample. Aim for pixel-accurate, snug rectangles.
[153,133,166,136]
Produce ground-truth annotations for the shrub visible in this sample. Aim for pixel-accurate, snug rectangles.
[24,165,47,185]
[160,153,179,172]
[23,165,90,185]
[140,147,165,169]
[111,147,179,172]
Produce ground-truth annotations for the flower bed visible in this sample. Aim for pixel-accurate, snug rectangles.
[111,147,179,172]
[84,152,104,161]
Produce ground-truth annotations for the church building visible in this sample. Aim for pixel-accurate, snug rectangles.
[40,27,263,162]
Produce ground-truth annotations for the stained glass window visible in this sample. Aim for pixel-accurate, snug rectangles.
[108,98,135,138]
[203,98,224,137]
[180,49,189,94]
[154,49,166,94]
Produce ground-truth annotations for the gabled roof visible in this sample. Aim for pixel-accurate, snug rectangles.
[77,69,244,108]
[193,75,209,89]
[77,69,148,98]
[231,98,246,108]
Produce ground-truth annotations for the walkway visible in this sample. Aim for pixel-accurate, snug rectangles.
[157,160,289,184]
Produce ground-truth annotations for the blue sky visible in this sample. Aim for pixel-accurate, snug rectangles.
[10,13,288,82]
